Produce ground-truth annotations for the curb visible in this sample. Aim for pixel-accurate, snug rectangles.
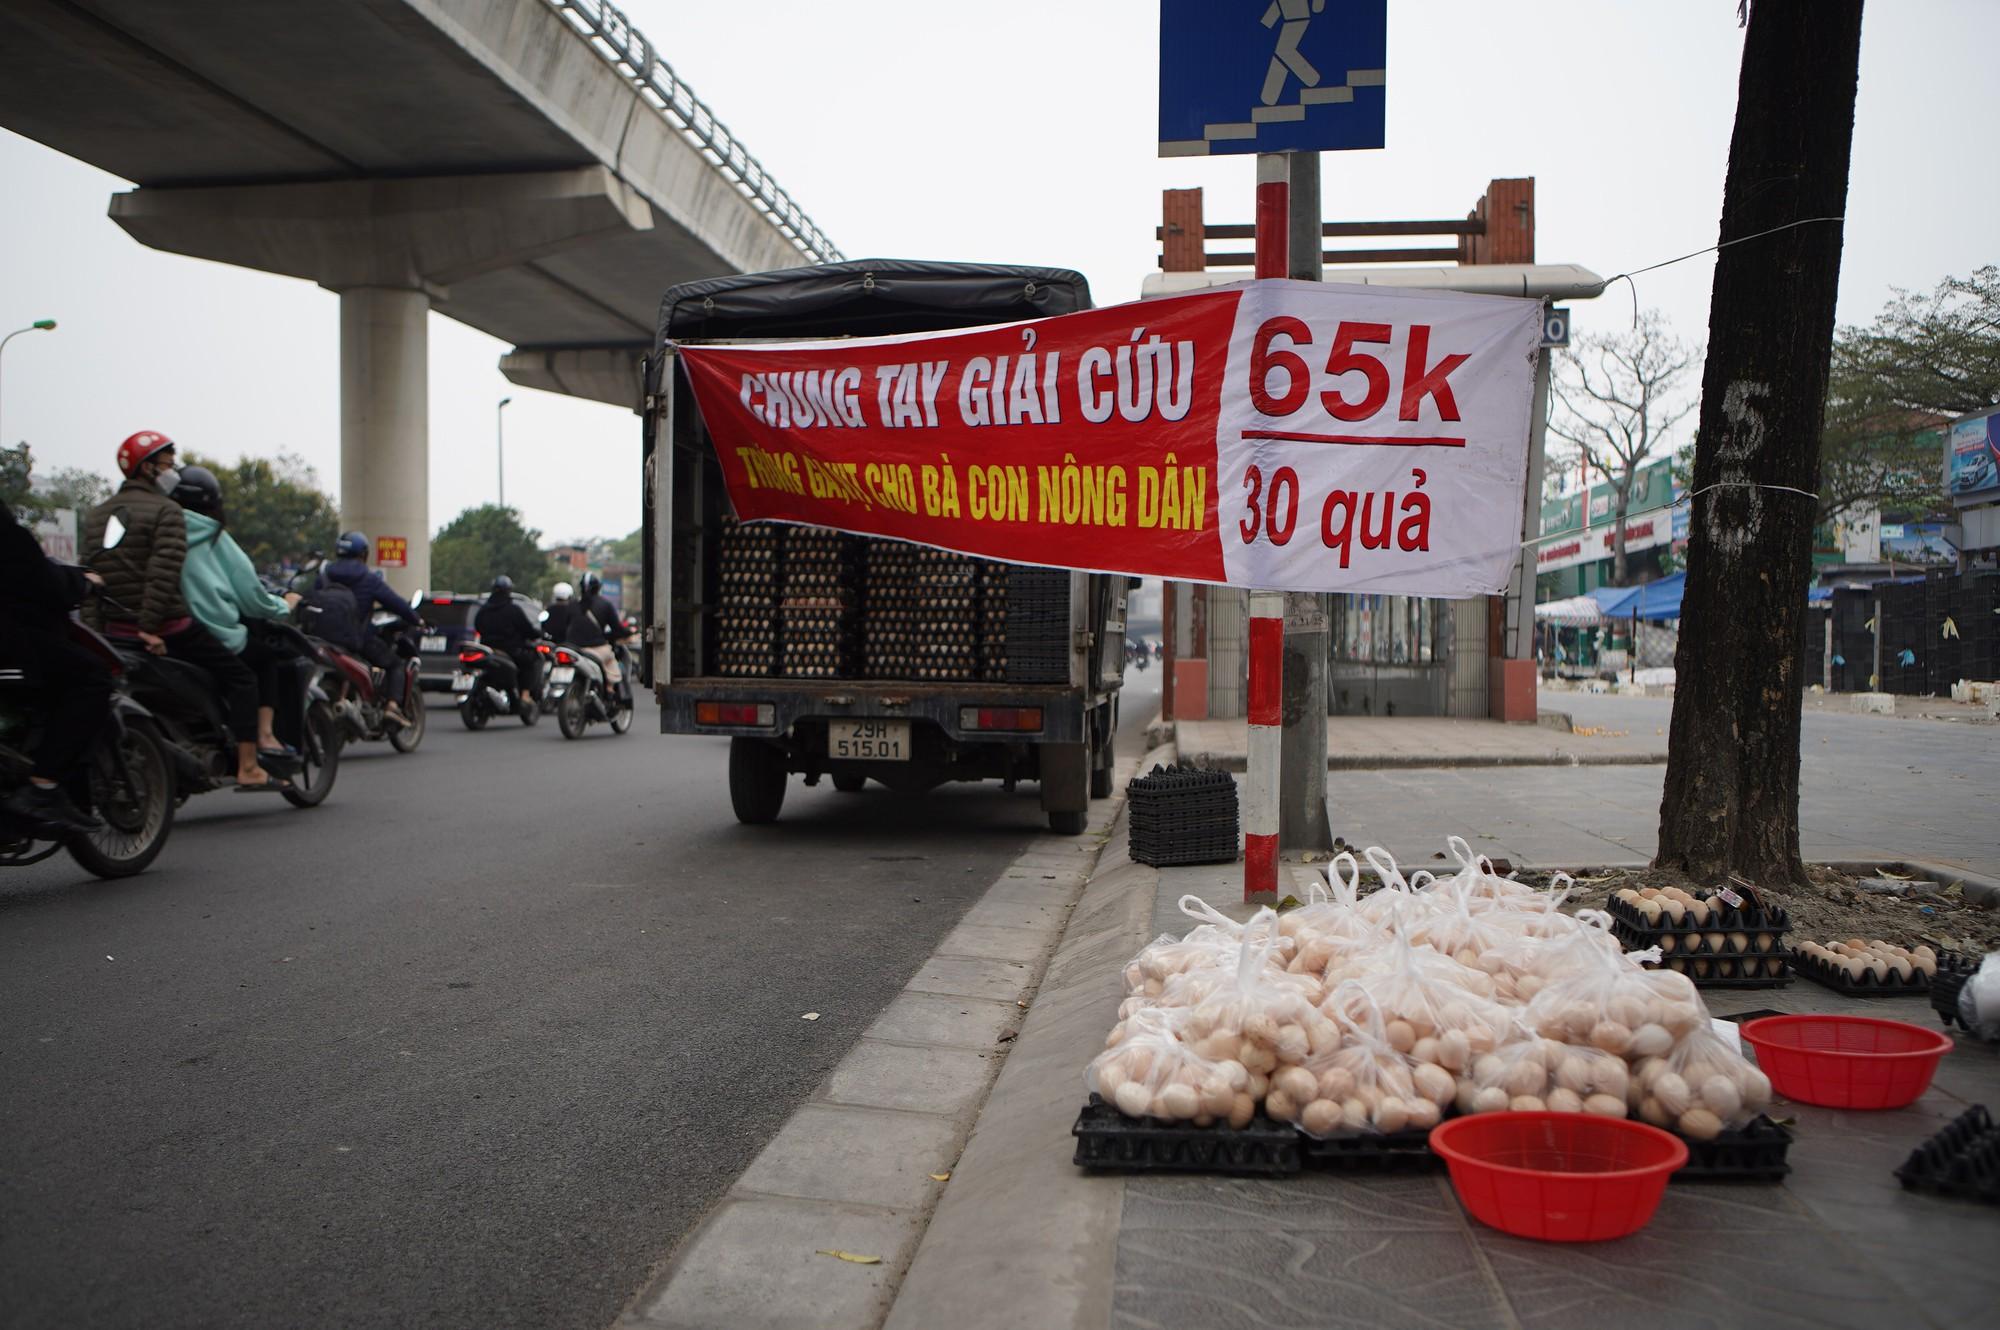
[616,766,1137,1330]
[881,746,1173,1330]
[1180,750,1669,772]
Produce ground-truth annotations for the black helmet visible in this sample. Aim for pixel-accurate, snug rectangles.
[335,531,369,559]
[170,465,224,520]
[491,574,513,595]
[580,572,602,599]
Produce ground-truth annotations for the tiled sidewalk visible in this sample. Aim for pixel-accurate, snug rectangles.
[1173,715,1669,772]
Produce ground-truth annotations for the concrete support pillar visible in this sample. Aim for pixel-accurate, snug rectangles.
[340,287,430,596]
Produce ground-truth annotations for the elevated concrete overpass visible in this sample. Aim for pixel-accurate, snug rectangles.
[0,0,839,587]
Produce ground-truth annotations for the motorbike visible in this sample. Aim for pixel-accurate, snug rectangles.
[550,642,634,740]
[111,618,339,810]
[453,637,549,729]
[307,617,427,754]
[1,609,177,879]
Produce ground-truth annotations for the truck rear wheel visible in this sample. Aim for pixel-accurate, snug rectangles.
[1048,808,1088,835]
[832,772,866,793]
[729,738,787,824]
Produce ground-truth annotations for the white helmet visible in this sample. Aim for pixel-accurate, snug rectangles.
[552,581,574,602]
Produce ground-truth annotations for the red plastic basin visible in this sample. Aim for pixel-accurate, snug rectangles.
[1428,1112,1687,1243]
[1740,1014,1952,1109]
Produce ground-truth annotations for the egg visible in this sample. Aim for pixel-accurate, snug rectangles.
[1114,1082,1152,1118]
[1200,1078,1235,1117]
[1628,1023,1674,1059]
[1274,1066,1317,1103]
[1741,1066,1772,1112]
[1340,1097,1371,1130]
[1659,932,1678,954]
[1503,1058,1548,1097]
[1159,1083,1200,1120]
[1700,1075,1742,1120]
[1316,1066,1356,1101]
[1246,1071,1270,1100]
[1407,1099,1442,1130]
[1637,1095,1671,1127]
[1412,1063,1456,1107]
[1678,1107,1724,1140]
[1546,1087,1585,1114]
[1471,1086,1509,1113]
[1263,1088,1298,1123]
[1510,1095,1547,1113]
[1410,1035,1439,1065]
[1653,1072,1691,1118]
[1374,1096,1411,1133]
[1436,1030,1472,1072]
[1299,1098,1341,1136]
[1384,1019,1418,1053]
[1590,1020,1633,1055]
[1275,1024,1311,1064]
[1229,1093,1256,1129]
[1726,931,1750,954]
[1583,1093,1628,1118]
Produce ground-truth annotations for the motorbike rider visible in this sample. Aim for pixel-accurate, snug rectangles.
[81,432,274,790]
[319,531,423,724]
[0,493,108,832]
[540,581,577,644]
[170,466,304,764]
[472,574,541,712]
[565,572,633,703]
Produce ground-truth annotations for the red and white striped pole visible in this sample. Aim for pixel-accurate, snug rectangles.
[1245,589,1285,902]
[1245,153,1288,904]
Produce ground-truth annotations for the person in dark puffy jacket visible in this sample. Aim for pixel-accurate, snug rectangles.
[83,431,273,789]
[320,531,422,720]
[565,572,632,702]
[0,496,108,832]
[473,574,541,710]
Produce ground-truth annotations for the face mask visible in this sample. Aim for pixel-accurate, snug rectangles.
[154,467,181,495]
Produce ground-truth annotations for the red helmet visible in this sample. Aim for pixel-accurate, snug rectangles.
[117,430,176,477]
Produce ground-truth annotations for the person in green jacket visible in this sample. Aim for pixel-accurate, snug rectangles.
[171,466,301,764]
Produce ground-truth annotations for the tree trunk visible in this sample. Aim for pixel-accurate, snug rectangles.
[1611,475,1634,584]
[1655,0,1863,888]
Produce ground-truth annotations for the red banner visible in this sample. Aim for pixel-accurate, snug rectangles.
[675,280,1542,595]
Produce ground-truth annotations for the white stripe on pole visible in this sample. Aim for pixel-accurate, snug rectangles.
[1245,588,1284,902]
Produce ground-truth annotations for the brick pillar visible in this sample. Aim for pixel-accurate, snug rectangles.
[1162,188,1206,272]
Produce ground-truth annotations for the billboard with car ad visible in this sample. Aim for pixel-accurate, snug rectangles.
[1950,410,1999,502]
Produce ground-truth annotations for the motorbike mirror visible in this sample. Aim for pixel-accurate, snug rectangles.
[101,513,127,550]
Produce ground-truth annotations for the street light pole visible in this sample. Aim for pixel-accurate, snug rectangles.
[0,319,58,449]
[496,396,512,510]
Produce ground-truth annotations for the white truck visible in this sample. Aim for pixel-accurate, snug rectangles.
[641,260,1128,833]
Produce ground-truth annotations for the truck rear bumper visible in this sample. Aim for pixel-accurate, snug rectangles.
[657,678,1094,743]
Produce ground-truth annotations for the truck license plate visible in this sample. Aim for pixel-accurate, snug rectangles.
[421,635,446,653]
[830,719,909,761]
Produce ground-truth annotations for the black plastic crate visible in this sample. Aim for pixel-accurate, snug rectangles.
[1671,1114,1793,1183]
[1895,1104,2000,1205]
[1932,966,1973,1031]
[1128,765,1239,867]
[1072,1097,1301,1175]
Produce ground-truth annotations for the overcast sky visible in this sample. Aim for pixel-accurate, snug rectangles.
[2,0,1993,547]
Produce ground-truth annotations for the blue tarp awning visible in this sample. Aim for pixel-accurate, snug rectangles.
[1593,573,1686,622]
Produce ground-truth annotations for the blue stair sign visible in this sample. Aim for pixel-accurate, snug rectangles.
[1160,1,1386,157]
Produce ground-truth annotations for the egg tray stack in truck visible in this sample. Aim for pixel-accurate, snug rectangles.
[1073,841,1793,1181]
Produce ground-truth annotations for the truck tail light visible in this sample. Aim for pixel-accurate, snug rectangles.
[696,701,774,727]
[960,706,1043,732]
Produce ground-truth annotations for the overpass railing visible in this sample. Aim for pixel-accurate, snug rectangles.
[546,0,843,265]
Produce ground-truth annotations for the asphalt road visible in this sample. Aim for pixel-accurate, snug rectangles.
[1,667,1161,1330]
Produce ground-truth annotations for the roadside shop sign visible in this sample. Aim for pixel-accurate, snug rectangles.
[1159,0,1387,157]
[675,280,1543,598]
[1948,410,1999,502]
[377,535,408,567]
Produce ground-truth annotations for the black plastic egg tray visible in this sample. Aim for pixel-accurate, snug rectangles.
[1670,1114,1793,1183]
[1614,925,1794,988]
[1895,1105,2000,1204]
[1789,946,1971,998]
[1072,1096,1301,1175]
[1932,966,1973,1030]
[1297,1125,1440,1172]
[1128,764,1239,867]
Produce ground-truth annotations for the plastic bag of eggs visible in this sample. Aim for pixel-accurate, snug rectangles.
[1460,1036,1630,1118]
[1087,1008,1254,1128]
[1628,1023,1772,1138]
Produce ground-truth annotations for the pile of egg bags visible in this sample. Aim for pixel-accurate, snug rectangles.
[1089,840,1772,1140]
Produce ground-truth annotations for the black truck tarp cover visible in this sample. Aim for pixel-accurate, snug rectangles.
[651,259,1093,389]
